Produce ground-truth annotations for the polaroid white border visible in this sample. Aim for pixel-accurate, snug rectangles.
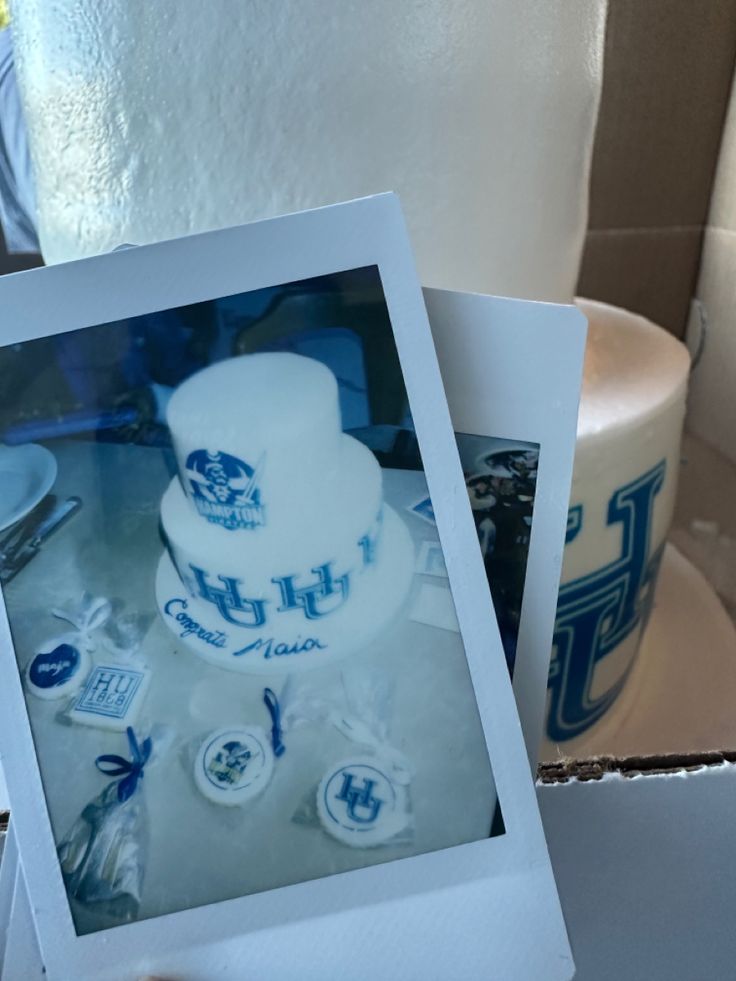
[426,288,587,768]
[0,195,572,980]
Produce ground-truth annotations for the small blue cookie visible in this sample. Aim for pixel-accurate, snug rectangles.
[26,636,90,701]
[317,756,409,848]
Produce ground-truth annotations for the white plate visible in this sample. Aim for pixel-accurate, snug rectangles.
[0,445,57,533]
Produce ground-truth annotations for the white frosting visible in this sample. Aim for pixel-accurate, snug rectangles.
[15,3,606,302]
[167,353,343,530]
[194,726,274,806]
[317,756,410,848]
[68,663,151,731]
[576,299,690,444]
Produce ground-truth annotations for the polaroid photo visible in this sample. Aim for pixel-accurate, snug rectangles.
[426,288,587,768]
[0,195,572,980]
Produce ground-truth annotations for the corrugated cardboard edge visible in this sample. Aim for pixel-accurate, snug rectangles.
[537,750,736,783]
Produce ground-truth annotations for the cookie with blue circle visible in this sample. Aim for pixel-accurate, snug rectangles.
[25,636,90,700]
[317,756,410,848]
[194,726,274,806]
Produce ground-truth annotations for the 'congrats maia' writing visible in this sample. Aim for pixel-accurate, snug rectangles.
[164,598,228,649]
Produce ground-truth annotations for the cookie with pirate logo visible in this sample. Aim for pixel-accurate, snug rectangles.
[317,756,410,848]
[194,726,274,806]
[25,635,91,700]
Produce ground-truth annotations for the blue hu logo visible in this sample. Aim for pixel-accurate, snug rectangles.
[186,449,265,530]
[273,563,350,620]
[29,643,80,689]
[190,565,267,628]
[547,460,666,741]
[335,772,384,824]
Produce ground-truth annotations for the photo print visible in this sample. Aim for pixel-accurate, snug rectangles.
[0,265,499,934]
[0,198,572,981]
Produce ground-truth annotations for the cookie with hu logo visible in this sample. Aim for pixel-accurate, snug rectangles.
[317,756,410,848]
[25,636,90,700]
[194,726,274,806]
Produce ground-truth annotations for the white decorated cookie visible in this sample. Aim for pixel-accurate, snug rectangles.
[25,635,90,700]
[194,726,274,806]
[317,756,410,848]
[68,663,151,731]
[156,353,416,674]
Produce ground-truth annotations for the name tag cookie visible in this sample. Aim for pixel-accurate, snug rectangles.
[194,727,274,806]
[26,637,91,700]
[69,664,151,731]
[317,756,410,848]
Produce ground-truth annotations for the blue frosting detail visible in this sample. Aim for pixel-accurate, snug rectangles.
[74,666,145,720]
[548,459,666,740]
[185,449,265,530]
[29,643,80,689]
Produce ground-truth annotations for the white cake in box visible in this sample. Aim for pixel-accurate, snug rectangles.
[542,299,691,754]
[156,352,415,674]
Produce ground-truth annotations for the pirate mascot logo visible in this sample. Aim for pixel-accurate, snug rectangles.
[185,449,265,530]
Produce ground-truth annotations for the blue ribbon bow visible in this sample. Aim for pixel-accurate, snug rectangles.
[95,727,152,802]
[263,688,285,757]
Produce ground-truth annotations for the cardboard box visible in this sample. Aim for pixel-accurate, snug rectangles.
[545,4,736,972]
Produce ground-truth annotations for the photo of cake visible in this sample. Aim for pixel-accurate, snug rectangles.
[156,351,416,673]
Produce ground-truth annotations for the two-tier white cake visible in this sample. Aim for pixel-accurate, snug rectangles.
[155,352,415,674]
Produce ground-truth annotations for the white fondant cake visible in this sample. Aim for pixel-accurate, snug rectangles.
[542,299,691,752]
[14,3,606,303]
[157,352,415,673]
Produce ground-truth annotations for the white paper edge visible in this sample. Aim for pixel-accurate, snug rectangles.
[424,287,587,768]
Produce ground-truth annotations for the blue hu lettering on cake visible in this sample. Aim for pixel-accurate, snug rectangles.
[29,643,80,689]
[273,564,350,619]
[189,566,267,627]
[547,460,666,741]
[185,449,265,530]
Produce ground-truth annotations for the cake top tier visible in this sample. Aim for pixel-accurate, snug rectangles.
[168,353,344,530]
[168,351,340,442]
[576,299,690,443]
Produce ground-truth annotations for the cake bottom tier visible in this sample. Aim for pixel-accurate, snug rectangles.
[156,505,416,674]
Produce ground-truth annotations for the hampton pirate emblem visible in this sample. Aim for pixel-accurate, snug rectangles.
[207,739,252,786]
[195,727,274,805]
[185,449,265,530]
